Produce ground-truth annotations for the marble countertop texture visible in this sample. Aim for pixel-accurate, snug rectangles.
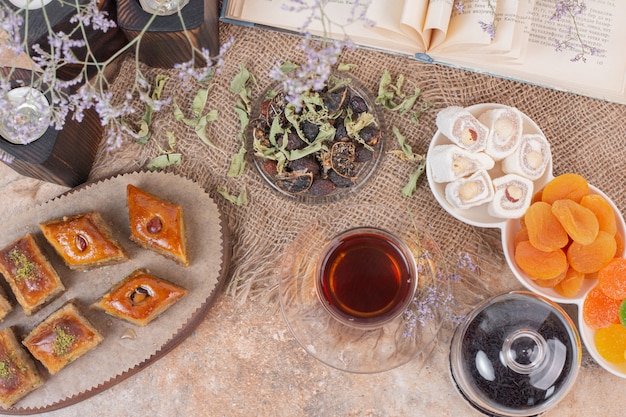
[0,161,624,417]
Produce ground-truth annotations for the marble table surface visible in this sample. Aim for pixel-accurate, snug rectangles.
[0,161,625,417]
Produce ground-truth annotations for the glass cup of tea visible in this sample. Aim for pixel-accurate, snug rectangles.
[315,227,418,329]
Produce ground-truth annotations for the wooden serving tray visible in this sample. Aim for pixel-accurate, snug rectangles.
[0,171,230,414]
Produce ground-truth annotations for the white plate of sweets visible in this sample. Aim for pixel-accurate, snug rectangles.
[427,103,626,378]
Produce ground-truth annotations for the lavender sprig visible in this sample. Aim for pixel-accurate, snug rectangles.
[1,0,233,150]
[551,0,603,62]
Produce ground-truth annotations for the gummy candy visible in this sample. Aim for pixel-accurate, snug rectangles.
[619,299,626,328]
[595,324,626,363]
[598,257,626,300]
[583,286,621,329]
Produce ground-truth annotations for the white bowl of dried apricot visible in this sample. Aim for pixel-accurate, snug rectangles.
[501,173,626,378]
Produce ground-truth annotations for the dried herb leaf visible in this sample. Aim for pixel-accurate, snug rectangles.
[227,145,246,177]
[402,160,426,198]
[146,153,182,171]
[229,64,252,95]
[217,185,248,206]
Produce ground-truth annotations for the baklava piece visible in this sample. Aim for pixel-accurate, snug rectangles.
[127,184,189,267]
[0,327,44,409]
[93,269,187,326]
[39,212,128,271]
[0,234,64,316]
[22,302,103,375]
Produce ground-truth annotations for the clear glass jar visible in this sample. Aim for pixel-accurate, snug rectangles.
[138,0,190,15]
[450,291,581,416]
[0,87,51,145]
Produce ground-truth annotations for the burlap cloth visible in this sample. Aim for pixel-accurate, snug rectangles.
[89,20,626,328]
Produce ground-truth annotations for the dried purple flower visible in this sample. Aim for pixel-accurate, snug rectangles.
[550,1,603,62]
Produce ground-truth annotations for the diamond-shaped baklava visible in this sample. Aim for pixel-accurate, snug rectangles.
[93,269,187,326]
[0,327,44,409]
[22,302,103,375]
[127,185,189,267]
[0,234,64,316]
[39,212,128,271]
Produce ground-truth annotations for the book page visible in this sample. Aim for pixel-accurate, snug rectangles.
[232,0,425,54]
[365,0,428,50]
[439,0,535,58]
[435,0,626,101]
[516,0,626,94]
[431,0,500,50]
[422,0,455,49]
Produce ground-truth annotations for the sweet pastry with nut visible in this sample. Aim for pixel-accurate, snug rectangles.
[0,234,64,316]
[0,327,44,408]
[22,302,103,375]
[436,106,489,153]
[93,269,188,326]
[488,174,534,219]
[501,133,551,181]
[428,144,494,183]
[445,170,495,209]
[39,212,128,271]
[478,107,523,161]
[127,184,189,267]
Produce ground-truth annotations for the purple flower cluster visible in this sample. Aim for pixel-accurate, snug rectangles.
[1,0,235,150]
[402,250,472,338]
[174,36,234,87]
[269,35,348,108]
[550,1,602,62]
[551,0,587,21]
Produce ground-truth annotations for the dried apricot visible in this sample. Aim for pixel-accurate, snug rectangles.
[595,324,626,363]
[615,233,625,258]
[567,231,617,274]
[515,240,568,280]
[583,285,621,329]
[598,257,626,300]
[551,199,599,245]
[541,173,590,204]
[554,267,585,297]
[524,202,569,251]
[580,194,617,236]
[514,227,529,248]
[533,268,567,288]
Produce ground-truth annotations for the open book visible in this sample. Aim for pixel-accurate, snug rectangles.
[221,0,626,105]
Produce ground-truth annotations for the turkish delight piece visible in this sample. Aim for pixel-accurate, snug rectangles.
[445,170,494,209]
[436,106,488,153]
[429,144,495,183]
[488,174,534,219]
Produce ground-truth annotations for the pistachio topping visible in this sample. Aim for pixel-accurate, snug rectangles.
[53,326,76,356]
[0,360,12,379]
[8,249,36,282]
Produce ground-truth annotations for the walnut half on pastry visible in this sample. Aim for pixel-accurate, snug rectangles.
[39,212,129,271]
[92,269,187,326]
[127,184,189,267]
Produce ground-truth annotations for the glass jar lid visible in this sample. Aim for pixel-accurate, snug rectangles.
[450,291,581,417]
